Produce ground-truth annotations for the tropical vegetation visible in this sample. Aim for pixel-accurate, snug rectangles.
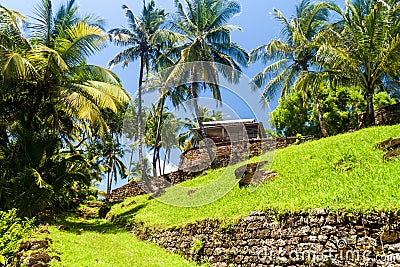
[0,0,399,265]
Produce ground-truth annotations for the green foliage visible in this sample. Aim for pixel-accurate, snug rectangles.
[109,124,400,227]
[0,129,94,216]
[270,85,397,137]
[316,0,400,125]
[0,209,34,263]
[249,0,333,98]
[0,2,129,216]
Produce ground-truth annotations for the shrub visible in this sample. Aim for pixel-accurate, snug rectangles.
[0,209,35,265]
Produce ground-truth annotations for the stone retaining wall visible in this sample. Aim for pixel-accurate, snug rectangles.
[179,137,299,172]
[131,210,400,266]
[358,102,400,127]
[108,137,302,201]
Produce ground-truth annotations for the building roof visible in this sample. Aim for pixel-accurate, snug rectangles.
[191,119,261,131]
[201,119,256,126]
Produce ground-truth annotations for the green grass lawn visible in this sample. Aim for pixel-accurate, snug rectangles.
[108,125,400,228]
[37,217,201,267]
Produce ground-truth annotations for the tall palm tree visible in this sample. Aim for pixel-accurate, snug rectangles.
[145,72,187,177]
[249,0,335,137]
[108,1,167,180]
[169,0,248,166]
[317,0,400,126]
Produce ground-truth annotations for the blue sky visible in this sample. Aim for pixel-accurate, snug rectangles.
[3,0,298,110]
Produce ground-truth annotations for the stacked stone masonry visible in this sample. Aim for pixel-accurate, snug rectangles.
[358,102,400,127]
[178,137,298,173]
[132,210,400,267]
[107,137,301,201]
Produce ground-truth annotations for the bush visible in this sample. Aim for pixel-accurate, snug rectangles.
[0,209,35,265]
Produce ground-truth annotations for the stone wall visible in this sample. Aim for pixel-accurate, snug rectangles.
[179,137,299,172]
[131,210,400,266]
[358,102,400,127]
[107,137,302,201]
[107,171,205,202]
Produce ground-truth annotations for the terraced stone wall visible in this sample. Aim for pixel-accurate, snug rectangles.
[358,102,400,127]
[178,137,299,172]
[132,210,400,267]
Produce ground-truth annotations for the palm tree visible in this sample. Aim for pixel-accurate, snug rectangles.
[0,0,130,134]
[129,157,152,181]
[169,0,248,166]
[145,72,187,177]
[108,1,167,180]
[0,1,130,215]
[249,0,335,137]
[317,0,400,126]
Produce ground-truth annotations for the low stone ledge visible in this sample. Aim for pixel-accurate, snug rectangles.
[129,210,400,266]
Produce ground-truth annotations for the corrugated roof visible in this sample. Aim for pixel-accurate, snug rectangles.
[202,119,256,125]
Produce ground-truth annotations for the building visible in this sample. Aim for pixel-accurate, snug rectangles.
[191,119,265,144]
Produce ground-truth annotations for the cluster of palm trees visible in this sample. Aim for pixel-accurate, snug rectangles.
[251,0,400,137]
[0,0,399,214]
[109,0,248,180]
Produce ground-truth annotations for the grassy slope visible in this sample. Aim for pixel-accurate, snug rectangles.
[109,125,400,227]
[37,217,200,267]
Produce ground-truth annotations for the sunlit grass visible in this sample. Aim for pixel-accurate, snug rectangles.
[37,217,202,267]
[109,125,400,227]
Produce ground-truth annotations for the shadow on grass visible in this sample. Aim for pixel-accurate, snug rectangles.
[55,203,148,235]
[57,218,123,235]
[107,203,149,225]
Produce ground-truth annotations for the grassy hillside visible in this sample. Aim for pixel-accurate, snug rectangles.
[109,125,400,227]
[35,217,202,267]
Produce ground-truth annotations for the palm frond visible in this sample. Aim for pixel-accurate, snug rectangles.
[57,22,106,66]
[108,46,141,69]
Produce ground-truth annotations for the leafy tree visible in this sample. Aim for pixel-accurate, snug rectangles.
[0,1,129,215]
[270,85,396,137]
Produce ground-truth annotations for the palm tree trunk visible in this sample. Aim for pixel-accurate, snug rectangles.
[312,87,329,138]
[158,151,163,176]
[190,82,217,169]
[106,161,114,196]
[152,96,166,177]
[365,86,375,126]
[107,132,115,196]
[163,151,167,175]
[127,145,134,181]
[137,54,147,180]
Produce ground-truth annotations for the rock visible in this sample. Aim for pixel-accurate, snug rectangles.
[375,137,400,150]
[384,149,400,160]
[148,189,166,200]
[381,231,400,244]
[25,252,51,266]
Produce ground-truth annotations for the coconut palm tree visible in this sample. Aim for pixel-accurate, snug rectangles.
[0,0,130,134]
[169,0,248,166]
[0,1,130,215]
[317,0,400,126]
[249,0,336,137]
[108,1,167,180]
